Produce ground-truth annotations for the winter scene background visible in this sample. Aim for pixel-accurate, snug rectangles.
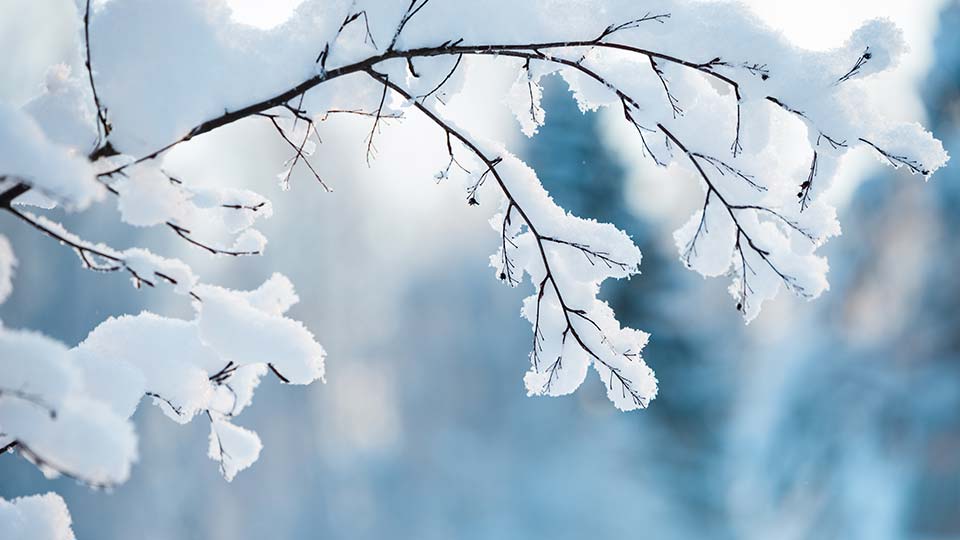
[1,0,958,538]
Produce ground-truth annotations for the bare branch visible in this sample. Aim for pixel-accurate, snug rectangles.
[597,12,670,40]
[389,0,432,51]
[167,222,261,257]
[649,56,683,118]
[366,75,391,166]
[541,236,635,271]
[262,112,331,192]
[340,10,378,49]
[692,153,766,192]
[416,53,463,102]
[83,0,111,150]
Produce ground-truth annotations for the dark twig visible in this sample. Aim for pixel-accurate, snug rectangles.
[798,151,817,211]
[268,364,291,383]
[262,113,331,192]
[2,205,203,301]
[366,69,650,407]
[146,392,185,417]
[597,12,670,40]
[859,137,931,176]
[15,441,116,489]
[0,388,58,419]
[541,236,635,271]
[366,76,391,166]
[389,0,432,51]
[84,0,111,149]
[416,53,463,102]
[167,222,261,257]
[206,411,230,478]
[660,124,811,311]
[836,47,872,85]
[0,182,31,208]
[649,57,683,118]
[340,10,378,49]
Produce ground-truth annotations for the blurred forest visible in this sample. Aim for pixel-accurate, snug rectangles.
[1,3,958,539]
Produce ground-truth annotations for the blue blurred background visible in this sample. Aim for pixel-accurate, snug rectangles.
[2,1,959,538]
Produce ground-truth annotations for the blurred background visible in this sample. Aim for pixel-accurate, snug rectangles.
[1,0,958,538]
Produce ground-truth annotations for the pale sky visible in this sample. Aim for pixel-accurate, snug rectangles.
[225,0,305,28]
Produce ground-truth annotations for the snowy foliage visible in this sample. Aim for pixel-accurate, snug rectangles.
[0,493,75,540]
[0,273,323,487]
[0,0,949,536]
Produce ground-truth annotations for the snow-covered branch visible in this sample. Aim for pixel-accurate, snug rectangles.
[0,1,950,536]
